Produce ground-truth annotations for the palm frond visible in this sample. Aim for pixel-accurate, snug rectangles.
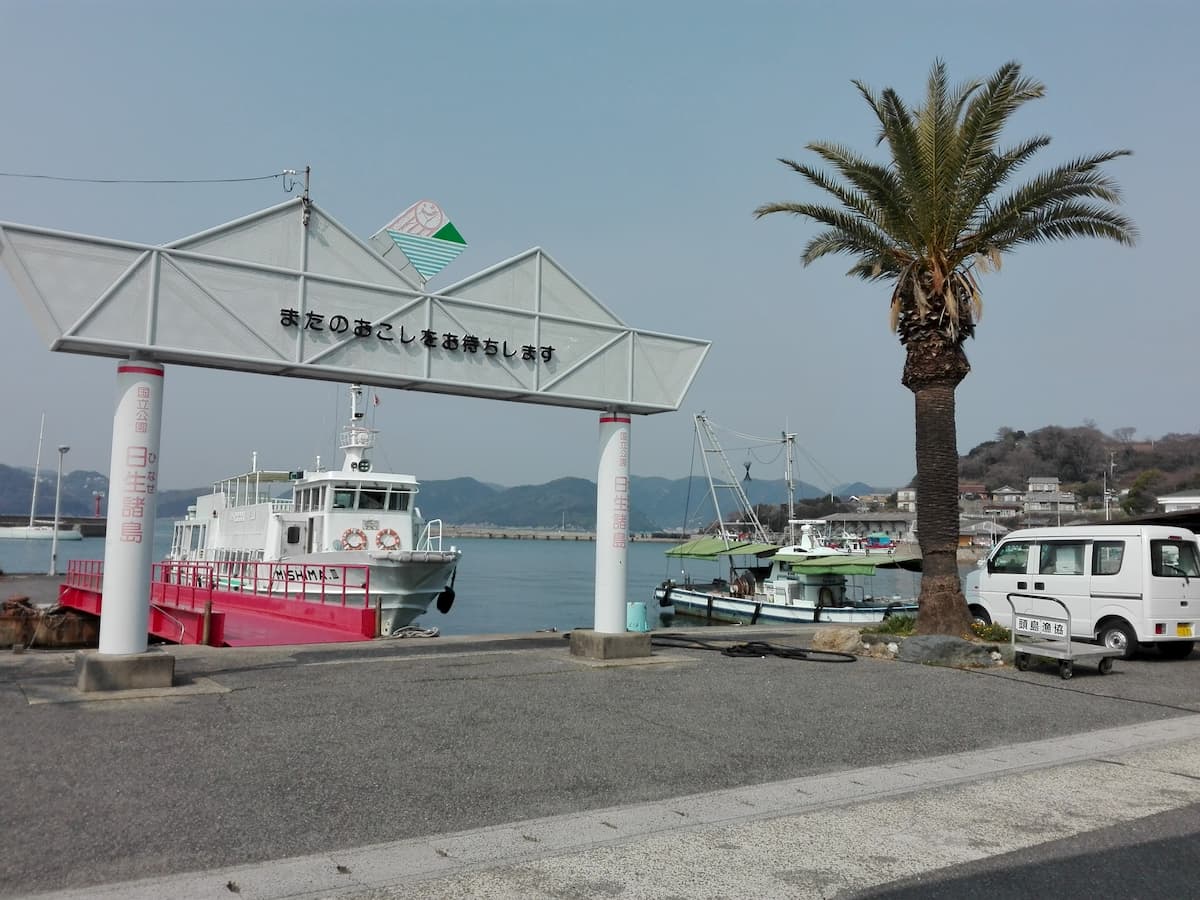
[802,142,918,244]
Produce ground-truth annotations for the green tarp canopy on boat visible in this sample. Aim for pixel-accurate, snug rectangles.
[772,553,879,576]
[772,550,924,575]
[663,537,780,560]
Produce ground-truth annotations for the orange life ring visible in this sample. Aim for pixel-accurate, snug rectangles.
[376,527,401,551]
[341,528,367,551]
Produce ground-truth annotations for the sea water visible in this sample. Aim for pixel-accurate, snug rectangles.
[0,521,927,636]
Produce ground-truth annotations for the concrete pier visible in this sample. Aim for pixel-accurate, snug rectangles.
[3,625,1200,898]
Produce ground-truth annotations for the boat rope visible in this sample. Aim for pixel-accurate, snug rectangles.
[650,633,856,663]
[389,625,440,638]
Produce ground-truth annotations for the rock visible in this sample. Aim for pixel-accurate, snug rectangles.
[810,627,863,654]
[897,634,1000,667]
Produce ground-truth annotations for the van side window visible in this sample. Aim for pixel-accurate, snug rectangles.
[1092,541,1125,576]
[1039,542,1085,576]
[1151,540,1200,578]
[990,541,1030,574]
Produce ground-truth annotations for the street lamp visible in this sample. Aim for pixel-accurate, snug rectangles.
[48,444,70,576]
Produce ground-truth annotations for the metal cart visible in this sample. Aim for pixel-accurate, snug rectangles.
[1006,592,1119,680]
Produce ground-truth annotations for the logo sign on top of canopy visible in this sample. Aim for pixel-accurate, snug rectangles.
[370,199,467,282]
[0,198,709,414]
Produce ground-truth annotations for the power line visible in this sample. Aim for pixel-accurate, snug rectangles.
[0,170,290,185]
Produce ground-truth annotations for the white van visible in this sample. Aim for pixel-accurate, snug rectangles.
[963,524,1200,659]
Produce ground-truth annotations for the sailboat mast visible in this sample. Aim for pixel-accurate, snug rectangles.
[29,413,45,526]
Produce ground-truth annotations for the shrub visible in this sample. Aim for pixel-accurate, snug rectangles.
[863,614,916,636]
[971,621,1012,642]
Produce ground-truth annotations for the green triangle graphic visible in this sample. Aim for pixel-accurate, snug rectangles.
[432,221,466,245]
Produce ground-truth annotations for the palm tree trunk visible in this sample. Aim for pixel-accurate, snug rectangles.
[903,344,973,636]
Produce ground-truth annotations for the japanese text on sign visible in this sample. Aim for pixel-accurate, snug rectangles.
[1014,616,1067,638]
[280,309,555,362]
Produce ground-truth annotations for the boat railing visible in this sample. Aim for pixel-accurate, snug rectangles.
[155,559,373,609]
[417,518,445,551]
[65,559,105,593]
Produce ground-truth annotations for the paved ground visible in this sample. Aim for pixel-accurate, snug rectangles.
[3,624,1200,898]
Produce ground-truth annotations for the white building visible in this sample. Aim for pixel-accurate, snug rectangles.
[1157,491,1200,513]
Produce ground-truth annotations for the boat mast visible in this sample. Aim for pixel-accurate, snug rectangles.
[783,430,796,545]
[340,384,376,473]
[694,414,771,546]
[29,413,45,526]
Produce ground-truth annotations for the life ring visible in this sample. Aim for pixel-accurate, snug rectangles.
[375,528,401,551]
[341,528,367,551]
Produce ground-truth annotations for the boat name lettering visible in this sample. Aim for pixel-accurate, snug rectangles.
[278,309,556,363]
[231,510,256,523]
[272,566,342,582]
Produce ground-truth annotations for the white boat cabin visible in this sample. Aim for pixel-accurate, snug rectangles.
[169,418,439,564]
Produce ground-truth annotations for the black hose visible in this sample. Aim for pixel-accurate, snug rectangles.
[651,633,856,663]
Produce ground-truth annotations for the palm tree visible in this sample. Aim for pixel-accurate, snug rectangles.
[755,61,1136,635]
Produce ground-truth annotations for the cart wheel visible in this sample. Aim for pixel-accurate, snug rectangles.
[1015,653,1030,671]
[1059,660,1074,680]
[1099,657,1114,675]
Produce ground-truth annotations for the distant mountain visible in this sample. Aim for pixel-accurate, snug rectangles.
[0,465,887,532]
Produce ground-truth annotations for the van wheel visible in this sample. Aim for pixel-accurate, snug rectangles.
[1158,641,1194,660]
[1097,621,1138,660]
[969,605,991,626]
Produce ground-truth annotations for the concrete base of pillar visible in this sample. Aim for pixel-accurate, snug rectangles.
[75,649,175,692]
[569,629,651,660]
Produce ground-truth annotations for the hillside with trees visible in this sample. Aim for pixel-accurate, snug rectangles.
[958,424,1200,516]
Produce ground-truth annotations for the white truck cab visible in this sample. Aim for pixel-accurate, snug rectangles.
[963,524,1200,659]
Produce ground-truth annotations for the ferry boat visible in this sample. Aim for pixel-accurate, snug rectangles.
[166,385,460,634]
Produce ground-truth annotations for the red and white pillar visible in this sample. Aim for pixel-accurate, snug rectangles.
[98,360,164,655]
[594,412,631,633]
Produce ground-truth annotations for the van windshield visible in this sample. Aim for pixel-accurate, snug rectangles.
[1151,540,1200,578]
[990,541,1030,574]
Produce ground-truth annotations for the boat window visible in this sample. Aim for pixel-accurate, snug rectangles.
[1039,542,1086,576]
[333,488,355,509]
[316,486,326,511]
[286,525,301,545]
[1092,541,1125,576]
[989,541,1031,574]
[1151,540,1200,578]
[388,490,411,511]
[359,489,386,510]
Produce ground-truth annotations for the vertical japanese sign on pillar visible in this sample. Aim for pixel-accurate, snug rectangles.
[98,360,164,655]
[594,412,631,634]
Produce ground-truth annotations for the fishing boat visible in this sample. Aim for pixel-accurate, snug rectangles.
[0,414,83,541]
[653,415,919,625]
[165,385,460,634]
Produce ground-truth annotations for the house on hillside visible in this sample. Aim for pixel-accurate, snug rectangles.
[896,489,917,513]
[1025,475,1076,522]
[992,485,1024,505]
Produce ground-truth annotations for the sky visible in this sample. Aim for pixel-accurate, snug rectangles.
[0,1,1195,495]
